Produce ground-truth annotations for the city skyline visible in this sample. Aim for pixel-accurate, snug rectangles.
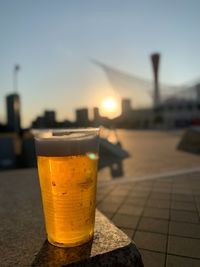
[2,88,200,132]
[1,92,128,130]
[1,1,200,127]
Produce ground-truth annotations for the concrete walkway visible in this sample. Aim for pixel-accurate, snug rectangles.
[98,130,200,181]
[97,170,200,267]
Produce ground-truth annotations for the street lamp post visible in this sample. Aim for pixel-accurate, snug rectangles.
[13,64,20,93]
[151,53,160,109]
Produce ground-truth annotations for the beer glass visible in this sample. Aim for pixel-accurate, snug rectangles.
[34,128,99,247]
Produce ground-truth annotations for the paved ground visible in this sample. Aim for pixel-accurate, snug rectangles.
[97,171,200,267]
[98,130,200,181]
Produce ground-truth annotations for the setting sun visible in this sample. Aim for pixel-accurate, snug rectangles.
[100,97,120,118]
[102,98,117,112]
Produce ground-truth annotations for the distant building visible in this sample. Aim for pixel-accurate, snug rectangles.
[93,107,100,121]
[6,93,21,132]
[112,98,133,128]
[76,108,90,126]
[31,110,56,128]
[44,110,56,128]
[113,95,200,129]
[159,98,200,128]
[92,107,110,127]
[31,110,74,129]
[31,116,45,128]
[128,101,200,129]
[196,83,200,102]
[93,107,101,126]
[121,99,132,116]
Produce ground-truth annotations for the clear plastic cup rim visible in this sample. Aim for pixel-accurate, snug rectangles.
[32,128,100,140]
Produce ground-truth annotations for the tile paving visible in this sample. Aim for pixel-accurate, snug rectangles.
[97,171,200,266]
[138,217,169,234]
[134,231,167,253]
[112,213,139,229]
[170,210,199,223]
[168,236,200,259]
[166,255,200,267]
[143,207,170,220]
[140,249,165,267]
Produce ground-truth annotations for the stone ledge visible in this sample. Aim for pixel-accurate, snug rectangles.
[32,210,144,267]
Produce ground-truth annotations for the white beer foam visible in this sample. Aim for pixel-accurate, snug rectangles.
[34,130,99,156]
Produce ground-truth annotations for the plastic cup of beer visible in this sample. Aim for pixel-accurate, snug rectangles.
[34,128,99,247]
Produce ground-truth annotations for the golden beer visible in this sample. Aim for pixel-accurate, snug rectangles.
[34,129,99,247]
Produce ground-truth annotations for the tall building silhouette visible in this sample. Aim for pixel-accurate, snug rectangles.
[44,110,56,128]
[6,93,21,132]
[76,108,89,126]
[121,99,132,116]
[93,107,100,120]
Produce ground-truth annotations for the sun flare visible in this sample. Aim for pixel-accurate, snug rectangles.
[102,98,117,111]
[100,97,120,118]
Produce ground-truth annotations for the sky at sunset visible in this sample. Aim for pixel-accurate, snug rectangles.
[0,0,200,127]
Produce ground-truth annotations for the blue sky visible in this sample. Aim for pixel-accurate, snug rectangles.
[0,0,200,127]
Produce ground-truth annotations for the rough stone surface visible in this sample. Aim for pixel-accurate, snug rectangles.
[0,169,45,266]
[32,210,143,266]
